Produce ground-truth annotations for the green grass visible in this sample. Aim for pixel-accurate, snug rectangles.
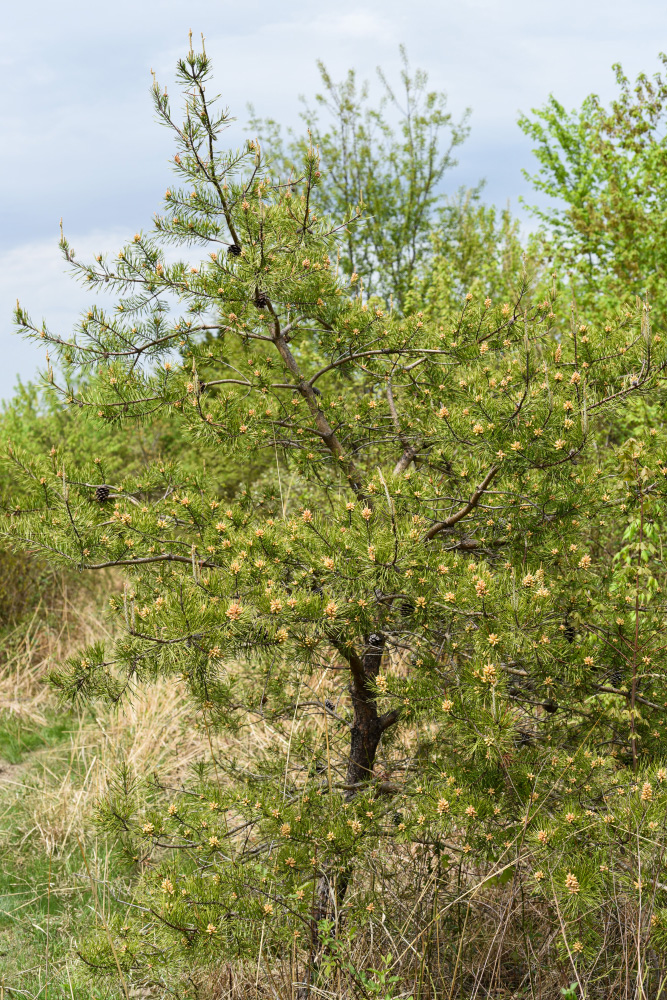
[0,712,123,999]
[0,711,72,764]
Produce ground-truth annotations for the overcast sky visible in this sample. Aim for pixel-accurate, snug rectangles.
[1,0,666,399]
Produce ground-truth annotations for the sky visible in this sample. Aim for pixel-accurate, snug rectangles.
[1,0,666,400]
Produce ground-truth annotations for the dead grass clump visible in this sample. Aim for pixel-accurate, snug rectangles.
[0,564,207,854]
[23,677,206,856]
[0,570,117,718]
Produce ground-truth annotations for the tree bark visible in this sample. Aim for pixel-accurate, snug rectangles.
[343,634,386,798]
[297,635,398,998]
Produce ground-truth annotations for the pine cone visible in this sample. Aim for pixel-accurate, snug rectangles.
[227,244,241,257]
[95,485,111,503]
[610,667,623,688]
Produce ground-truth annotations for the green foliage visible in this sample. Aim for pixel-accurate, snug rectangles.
[0,545,51,630]
[251,47,470,309]
[520,54,667,324]
[408,188,528,319]
[6,40,667,1000]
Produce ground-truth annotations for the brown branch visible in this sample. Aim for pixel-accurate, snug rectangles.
[333,642,367,694]
[387,381,421,475]
[423,465,500,541]
[269,314,366,497]
[308,346,453,386]
[593,684,662,712]
[379,707,402,732]
[84,552,219,570]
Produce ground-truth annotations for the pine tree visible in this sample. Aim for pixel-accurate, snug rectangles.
[6,42,667,997]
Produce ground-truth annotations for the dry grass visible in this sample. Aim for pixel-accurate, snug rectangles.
[0,571,213,999]
[0,570,210,851]
[20,678,210,858]
[0,573,112,720]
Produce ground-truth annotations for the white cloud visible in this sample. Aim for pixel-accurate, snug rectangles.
[280,10,399,43]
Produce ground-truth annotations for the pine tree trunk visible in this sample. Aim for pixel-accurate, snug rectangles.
[298,635,399,998]
[344,685,384,796]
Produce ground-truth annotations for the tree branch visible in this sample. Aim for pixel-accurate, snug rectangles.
[423,465,500,541]
[84,552,220,570]
[270,319,366,497]
[387,381,421,475]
